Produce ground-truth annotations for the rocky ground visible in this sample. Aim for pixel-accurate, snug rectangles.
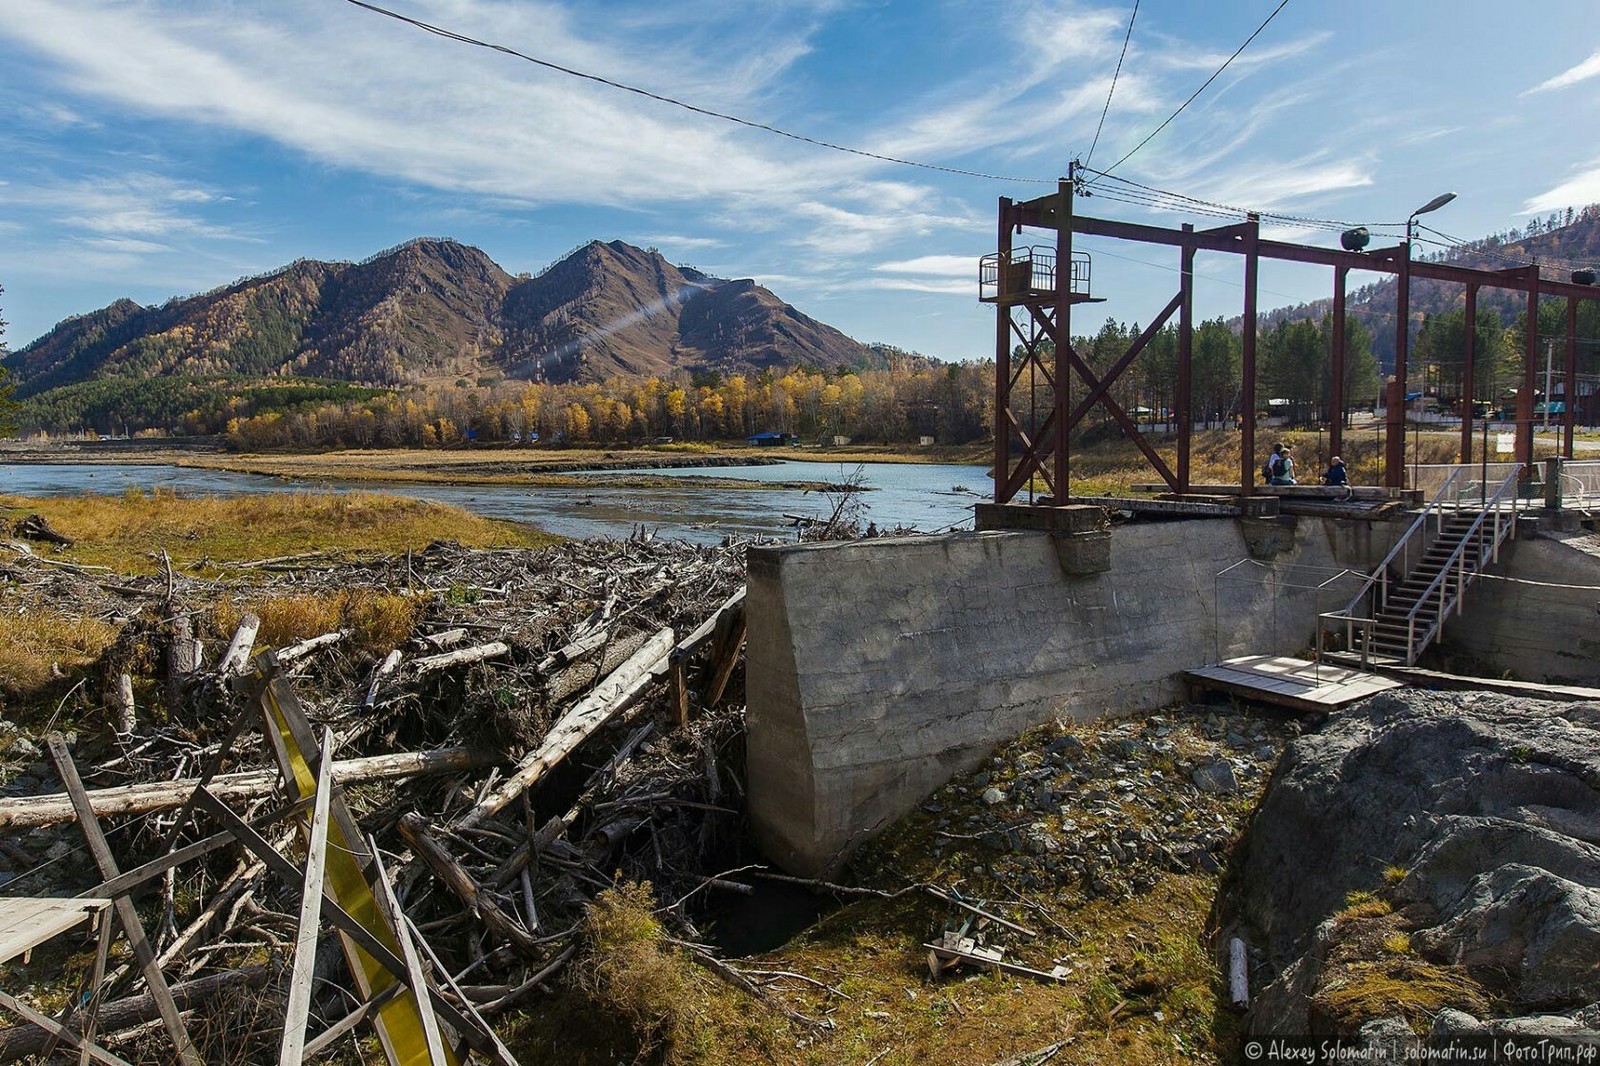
[915,706,1293,903]
[1229,689,1600,1046]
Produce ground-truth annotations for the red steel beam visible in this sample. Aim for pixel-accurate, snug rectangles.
[1461,284,1477,465]
[1566,296,1578,459]
[993,197,1012,503]
[1386,242,1411,488]
[1177,224,1195,491]
[1331,265,1347,459]
[1519,274,1538,474]
[1240,219,1259,495]
[1012,212,1600,303]
[1054,177,1072,498]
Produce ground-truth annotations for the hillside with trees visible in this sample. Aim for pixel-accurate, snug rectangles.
[5,239,886,404]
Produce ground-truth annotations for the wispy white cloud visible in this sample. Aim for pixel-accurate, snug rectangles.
[1,173,252,242]
[1525,161,1600,215]
[872,255,977,277]
[1525,49,1600,95]
[640,235,729,252]
[864,277,974,296]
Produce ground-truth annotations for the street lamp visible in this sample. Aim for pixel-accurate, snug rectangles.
[1407,191,1457,249]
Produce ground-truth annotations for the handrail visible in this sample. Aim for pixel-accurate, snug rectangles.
[1396,466,1522,662]
[1335,464,1465,618]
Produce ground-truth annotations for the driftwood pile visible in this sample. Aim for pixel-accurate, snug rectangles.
[0,536,751,1063]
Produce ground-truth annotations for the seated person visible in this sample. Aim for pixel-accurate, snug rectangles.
[1322,456,1348,486]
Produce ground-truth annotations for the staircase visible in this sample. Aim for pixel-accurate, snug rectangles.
[1322,466,1523,667]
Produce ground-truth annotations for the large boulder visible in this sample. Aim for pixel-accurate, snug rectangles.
[1230,690,1600,1030]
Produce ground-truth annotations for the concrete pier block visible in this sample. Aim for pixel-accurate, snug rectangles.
[745,519,1396,876]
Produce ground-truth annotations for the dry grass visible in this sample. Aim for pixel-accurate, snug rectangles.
[212,590,420,653]
[512,882,781,1066]
[0,608,118,698]
[0,490,554,575]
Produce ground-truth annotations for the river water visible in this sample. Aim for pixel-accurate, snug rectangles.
[0,460,990,543]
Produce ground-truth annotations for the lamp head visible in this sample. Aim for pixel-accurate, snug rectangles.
[1410,192,1457,219]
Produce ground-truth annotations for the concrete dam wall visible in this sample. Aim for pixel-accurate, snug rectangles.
[745,514,1401,876]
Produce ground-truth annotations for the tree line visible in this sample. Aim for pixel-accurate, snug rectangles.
[16,298,1585,451]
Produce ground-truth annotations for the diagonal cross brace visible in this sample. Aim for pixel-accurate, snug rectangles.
[1027,304,1181,491]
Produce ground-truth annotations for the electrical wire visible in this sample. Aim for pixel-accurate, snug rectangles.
[342,0,1056,185]
[1415,224,1600,275]
[1094,0,1293,179]
[1084,0,1140,169]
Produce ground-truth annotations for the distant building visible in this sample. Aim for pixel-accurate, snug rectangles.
[748,431,796,447]
[919,435,935,446]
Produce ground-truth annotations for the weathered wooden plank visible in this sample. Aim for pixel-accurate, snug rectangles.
[279,727,336,1065]
[0,746,494,829]
[0,898,110,964]
[46,737,203,1066]
[368,841,448,1064]
[0,989,133,1066]
[455,627,675,830]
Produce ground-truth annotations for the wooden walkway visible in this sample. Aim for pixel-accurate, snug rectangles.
[1185,654,1404,713]
[0,897,110,964]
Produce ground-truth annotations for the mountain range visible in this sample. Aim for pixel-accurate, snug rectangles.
[4,239,885,399]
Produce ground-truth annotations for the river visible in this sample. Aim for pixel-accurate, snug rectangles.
[0,460,989,543]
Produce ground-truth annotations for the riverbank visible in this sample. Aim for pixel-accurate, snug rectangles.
[0,437,988,481]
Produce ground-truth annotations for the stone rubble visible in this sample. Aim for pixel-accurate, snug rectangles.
[922,705,1296,901]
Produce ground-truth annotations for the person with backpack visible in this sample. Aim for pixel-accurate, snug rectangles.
[1262,443,1283,484]
[1270,445,1297,485]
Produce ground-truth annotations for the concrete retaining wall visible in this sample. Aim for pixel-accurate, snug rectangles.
[1436,530,1600,684]
[746,515,1400,876]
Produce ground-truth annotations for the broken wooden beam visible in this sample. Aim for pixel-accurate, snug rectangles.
[0,746,496,829]
[412,641,510,675]
[397,813,542,959]
[454,626,675,831]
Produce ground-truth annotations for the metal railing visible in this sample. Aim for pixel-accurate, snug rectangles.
[1337,465,1466,625]
[1318,463,1522,667]
[978,247,1091,302]
[1387,466,1522,664]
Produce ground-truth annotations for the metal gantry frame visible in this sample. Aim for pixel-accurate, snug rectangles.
[990,170,1600,503]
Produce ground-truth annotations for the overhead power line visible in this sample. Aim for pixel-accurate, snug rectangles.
[342,0,1055,185]
[1084,0,1140,169]
[1093,0,1293,180]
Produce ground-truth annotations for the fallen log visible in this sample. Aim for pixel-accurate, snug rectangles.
[363,648,403,708]
[0,746,498,829]
[13,513,73,548]
[397,813,542,959]
[412,641,510,675]
[0,965,271,1062]
[276,630,346,664]
[455,627,674,831]
[217,614,260,679]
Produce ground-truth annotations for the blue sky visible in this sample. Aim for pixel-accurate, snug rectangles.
[3,0,1599,360]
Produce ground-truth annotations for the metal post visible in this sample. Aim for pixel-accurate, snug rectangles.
[1461,284,1477,464]
[1387,238,1411,488]
[1331,265,1348,460]
[1240,216,1260,494]
[1545,338,1555,430]
[1517,270,1539,480]
[1054,174,1074,499]
[1177,224,1195,491]
[993,198,1013,503]
[1566,297,1578,459]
